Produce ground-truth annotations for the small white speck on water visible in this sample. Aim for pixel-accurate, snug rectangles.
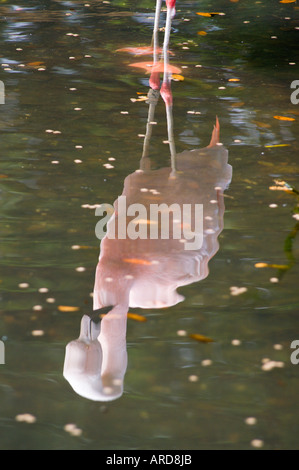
[273,343,283,350]
[33,305,43,311]
[108,157,116,161]
[245,417,257,426]
[72,245,80,250]
[74,107,82,111]
[261,359,284,371]
[231,339,241,346]
[188,375,199,383]
[270,277,279,283]
[69,87,77,91]
[38,287,49,293]
[15,414,37,424]
[120,111,129,115]
[19,283,29,288]
[269,204,278,208]
[177,330,187,337]
[201,359,212,367]
[140,188,149,192]
[64,423,83,437]
[31,330,45,337]
[218,86,226,90]
[230,286,248,296]
[75,145,83,149]
[234,139,242,143]
[74,159,82,164]
[51,161,60,164]
[69,56,75,60]
[251,439,264,449]
[46,298,55,303]
[76,267,86,272]
[16,47,23,51]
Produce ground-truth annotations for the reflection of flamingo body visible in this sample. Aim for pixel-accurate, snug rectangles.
[94,120,232,312]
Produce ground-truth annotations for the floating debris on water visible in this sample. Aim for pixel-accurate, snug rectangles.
[201,359,212,367]
[15,414,37,424]
[231,339,241,346]
[63,423,83,437]
[19,283,29,288]
[251,439,264,449]
[31,330,45,337]
[245,417,257,426]
[261,359,284,371]
[188,375,199,383]
[230,286,248,296]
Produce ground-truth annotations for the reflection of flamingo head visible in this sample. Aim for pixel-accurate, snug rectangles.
[63,308,128,402]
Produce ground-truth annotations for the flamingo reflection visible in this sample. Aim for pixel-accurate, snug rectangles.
[63,1,232,401]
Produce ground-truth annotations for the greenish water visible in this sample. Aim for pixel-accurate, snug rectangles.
[0,0,299,450]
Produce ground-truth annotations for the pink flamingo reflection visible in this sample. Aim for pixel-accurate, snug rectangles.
[63,0,232,402]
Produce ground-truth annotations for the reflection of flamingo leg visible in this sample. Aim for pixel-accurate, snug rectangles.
[152,0,162,65]
[160,1,177,177]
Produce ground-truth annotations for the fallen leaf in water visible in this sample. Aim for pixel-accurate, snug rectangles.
[172,74,184,81]
[280,0,296,3]
[273,115,295,121]
[0,174,8,178]
[197,31,208,36]
[189,333,214,343]
[27,61,45,67]
[58,306,80,312]
[127,312,147,322]
[252,120,271,128]
[264,144,290,148]
[196,12,222,17]
[230,101,245,107]
[254,263,289,269]
[228,78,240,82]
